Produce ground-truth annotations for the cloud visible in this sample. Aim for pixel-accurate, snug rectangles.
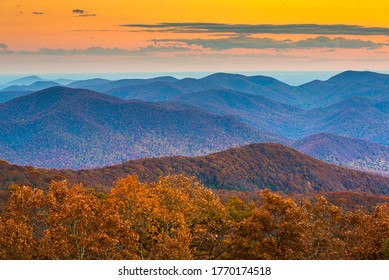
[0,47,162,56]
[157,36,289,50]
[72,9,85,14]
[72,9,96,17]
[79,14,96,17]
[25,47,139,56]
[140,44,193,53]
[32,12,44,15]
[120,22,389,36]
[0,39,198,56]
[155,36,389,50]
[295,36,386,49]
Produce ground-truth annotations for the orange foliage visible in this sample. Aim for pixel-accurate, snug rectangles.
[1,176,389,260]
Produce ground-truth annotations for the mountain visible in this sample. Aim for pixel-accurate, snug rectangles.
[68,76,178,92]
[0,91,33,103]
[69,143,389,194]
[66,78,112,89]
[1,71,387,144]
[298,97,389,145]
[300,71,389,108]
[1,71,388,170]
[292,133,389,175]
[107,81,187,101]
[175,73,307,107]
[327,70,389,86]
[47,71,389,110]
[1,81,60,92]
[197,73,306,106]
[0,75,44,88]
[0,86,272,169]
[171,89,302,138]
[68,72,389,144]
[68,73,308,107]
[53,78,75,86]
[1,143,389,197]
[169,91,388,143]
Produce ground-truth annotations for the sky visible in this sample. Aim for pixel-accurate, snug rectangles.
[1,0,389,75]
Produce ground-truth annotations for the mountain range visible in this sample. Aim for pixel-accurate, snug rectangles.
[0,86,270,169]
[0,70,388,173]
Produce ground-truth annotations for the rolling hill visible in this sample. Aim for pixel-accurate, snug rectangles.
[292,133,389,175]
[1,143,389,197]
[299,71,389,107]
[107,81,188,101]
[298,97,389,144]
[0,86,272,169]
[171,89,302,137]
[1,81,60,92]
[0,90,33,103]
[0,75,44,89]
[68,76,178,92]
[100,73,308,107]
[86,72,389,144]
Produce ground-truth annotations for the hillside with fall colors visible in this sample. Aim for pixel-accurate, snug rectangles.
[1,175,389,260]
[1,143,389,204]
[60,143,389,195]
[292,133,389,176]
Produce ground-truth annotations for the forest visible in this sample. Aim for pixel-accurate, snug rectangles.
[1,175,388,260]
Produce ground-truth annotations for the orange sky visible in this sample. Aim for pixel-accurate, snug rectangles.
[1,0,389,73]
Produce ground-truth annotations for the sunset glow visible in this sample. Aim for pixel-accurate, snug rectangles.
[1,0,389,74]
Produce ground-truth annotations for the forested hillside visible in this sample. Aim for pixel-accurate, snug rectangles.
[1,175,388,260]
[1,143,389,205]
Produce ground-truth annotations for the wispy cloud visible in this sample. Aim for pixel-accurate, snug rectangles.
[72,9,85,14]
[121,22,389,36]
[2,47,137,56]
[295,36,386,49]
[0,46,192,56]
[72,9,96,17]
[78,14,96,17]
[32,12,44,15]
[140,44,193,53]
[155,36,388,50]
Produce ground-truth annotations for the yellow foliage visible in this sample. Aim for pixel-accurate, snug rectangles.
[1,178,389,260]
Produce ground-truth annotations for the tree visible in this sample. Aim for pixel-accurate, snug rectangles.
[303,196,347,259]
[153,175,229,259]
[43,181,138,259]
[0,185,46,259]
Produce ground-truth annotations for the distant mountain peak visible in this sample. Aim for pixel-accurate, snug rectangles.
[2,75,44,87]
[203,72,244,78]
[327,70,389,84]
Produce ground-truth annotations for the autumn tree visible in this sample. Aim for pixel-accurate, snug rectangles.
[151,175,229,259]
[342,204,389,259]
[0,185,46,259]
[106,175,229,260]
[224,189,312,259]
[302,196,347,259]
[1,176,389,260]
[105,175,196,259]
[42,181,139,259]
